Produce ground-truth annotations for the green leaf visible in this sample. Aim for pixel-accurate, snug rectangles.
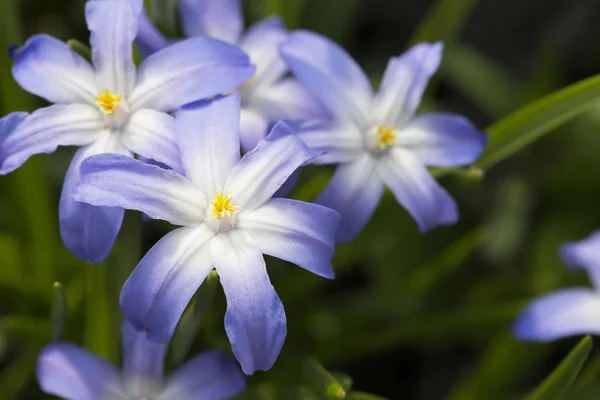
[525,336,593,400]
[408,0,480,46]
[303,357,347,399]
[147,0,181,37]
[477,73,600,170]
[50,282,67,341]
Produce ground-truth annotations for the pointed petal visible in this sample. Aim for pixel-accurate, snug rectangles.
[121,321,166,388]
[122,109,183,172]
[0,104,104,174]
[160,350,245,400]
[316,155,383,243]
[239,108,269,153]
[121,225,215,342]
[289,119,363,165]
[225,122,316,211]
[212,230,286,375]
[240,17,288,88]
[372,42,443,126]
[12,34,98,104]
[36,343,124,400]
[85,0,141,94]
[376,148,458,232]
[130,36,254,112]
[561,231,600,290]
[397,113,487,167]
[238,198,338,278]
[180,0,243,43]
[74,154,205,225]
[513,289,600,341]
[136,9,169,57]
[175,93,241,193]
[59,134,130,263]
[280,30,372,125]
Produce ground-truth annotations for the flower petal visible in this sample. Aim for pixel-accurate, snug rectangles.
[85,0,141,94]
[561,231,600,290]
[179,0,243,43]
[316,155,384,243]
[239,108,269,153]
[12,34,98,104]
[121,224,215,342]
[372,42,443,126]
[280,30,372,125]
[397,113,487,167]
[122,109,183,172]
[74,154,205,225]
[288,119,363,165]
[59,134,130,263]
[175,93,241,193]
[238,198,338,278]
[136,9,169,57]
[129,36,254,112]
[240,17,288,88]
[0,104,104,174]
[121,321,166,383]
[376,148,458,232]
[36,343,124,400]
[513,289,600,341]
[160,350,245,400]
[224,122,316,211]
[0,111,28,165]
[212,230,286,375]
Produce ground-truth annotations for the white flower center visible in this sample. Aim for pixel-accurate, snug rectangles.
[365,124,397,153]
[94,88,131,130]
[205,191,240,233]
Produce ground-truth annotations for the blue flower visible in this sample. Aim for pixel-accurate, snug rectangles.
[37,321,245,400]
[513,231,600,341]
[280,31,488,243]
[72,92,339,375]
[136,0,327,152]
[0,0,254,263]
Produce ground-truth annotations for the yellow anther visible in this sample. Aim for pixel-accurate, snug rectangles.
[376,125,396,149]
[94,89,122,114]
[210,192,238,219]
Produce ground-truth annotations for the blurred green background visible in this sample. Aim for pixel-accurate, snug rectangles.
[3,0,600,399]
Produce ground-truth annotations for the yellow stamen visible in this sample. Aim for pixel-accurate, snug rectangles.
[241,76,255,90]
[210,192,238,218]
[376,125,396,149]
[94,89,122,114]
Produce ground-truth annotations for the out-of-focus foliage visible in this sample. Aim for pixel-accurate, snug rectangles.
[2,0,600,399]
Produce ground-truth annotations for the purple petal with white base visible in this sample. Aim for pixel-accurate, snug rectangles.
[180,0,243,43]
[561,231,600,290]
[513,288,600,341]
[36,343,125,400]
[85,0,141,94]
[238,198,338,278]
[175,93,241,193]
[121,225,215,342]
[129,36,255,112]
[372,42,443,126]
[12,34,97,104]
[59,136,130,263]
[316,155,384,243]
[281,30,372,125]
[75,154,205,226]
[225,122,317,210]
[160,350,245,400]
[0,104,104,174]
[212,230,286,375]
[376,148,457,232]
[397,113,487,167]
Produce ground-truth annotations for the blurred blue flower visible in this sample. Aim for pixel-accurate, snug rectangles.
[0,0,254,263]
[281,31,488,243]
[137,0,327,152]
[37,321,245,400]
[514,231,600,341]
[72,92,339,375]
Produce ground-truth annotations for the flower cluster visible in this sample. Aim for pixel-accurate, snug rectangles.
[0,0,490,396]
